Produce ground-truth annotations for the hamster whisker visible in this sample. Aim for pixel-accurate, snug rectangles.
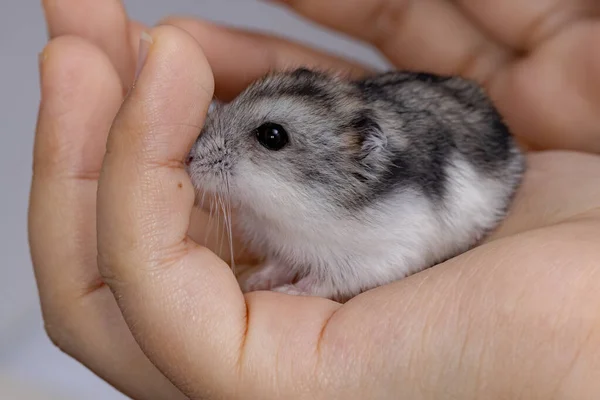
[215,176,235,272]
[224,173,236,273]
[194,185,208,212]
[204,198,216,246]
[216,193,224,259]
[217,192,225,255]
[199,187,208,211]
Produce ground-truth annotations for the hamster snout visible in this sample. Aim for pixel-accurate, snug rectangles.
[186,68,525,303]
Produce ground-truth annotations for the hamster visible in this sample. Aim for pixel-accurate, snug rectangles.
[185,68,525,302]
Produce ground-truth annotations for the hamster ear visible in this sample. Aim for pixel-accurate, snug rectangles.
[291,67,314,77]
[351,112,388,163]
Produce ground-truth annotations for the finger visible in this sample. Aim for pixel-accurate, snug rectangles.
[30,36,184,399]
[123,19,254,266]
[452,0,599,51]
[161,17,370,100]
[42,0,135,89]
[31,36,122,311]
[270,0,511,83]
[96,25,248,397]
[489,22,600,153]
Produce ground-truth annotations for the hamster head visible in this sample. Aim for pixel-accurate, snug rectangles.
[186,68,395,219]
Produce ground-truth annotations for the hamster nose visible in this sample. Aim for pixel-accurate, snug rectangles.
[185,155,194,166]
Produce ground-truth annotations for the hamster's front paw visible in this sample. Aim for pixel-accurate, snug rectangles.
[240,260,296,293]
[272,275,335,300]
[271,284,308,296]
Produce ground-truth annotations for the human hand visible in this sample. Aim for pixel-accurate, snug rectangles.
[269,0,600,153]
[32,1,368,397]
[30,1,600,399]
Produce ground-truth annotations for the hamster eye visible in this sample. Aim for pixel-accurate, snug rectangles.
[255,123,289,151]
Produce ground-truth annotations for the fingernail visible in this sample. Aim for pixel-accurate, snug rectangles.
[133,31,153,85]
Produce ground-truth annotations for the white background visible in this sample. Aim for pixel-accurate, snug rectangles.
[0,0,387,398]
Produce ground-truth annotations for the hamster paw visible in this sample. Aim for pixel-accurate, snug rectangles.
[272,284,309,296]
[272,275,331,299]
[240,261,296,293]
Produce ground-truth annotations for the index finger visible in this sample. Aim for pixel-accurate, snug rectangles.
[269,0,509,82]
[96,26,247,396]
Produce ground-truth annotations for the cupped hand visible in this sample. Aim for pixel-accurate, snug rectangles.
[272,0,600,153]
[29,1,600,399]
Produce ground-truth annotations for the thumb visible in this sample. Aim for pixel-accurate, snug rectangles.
[96,25,247,397]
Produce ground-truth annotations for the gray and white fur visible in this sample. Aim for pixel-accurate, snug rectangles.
[186,68,525,302]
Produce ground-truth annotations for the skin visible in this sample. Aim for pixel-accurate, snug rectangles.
[29,0,600,399]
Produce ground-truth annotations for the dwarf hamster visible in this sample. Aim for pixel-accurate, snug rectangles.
[186,68,525,302]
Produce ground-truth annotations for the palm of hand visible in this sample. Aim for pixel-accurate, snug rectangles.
[31,0,600,399]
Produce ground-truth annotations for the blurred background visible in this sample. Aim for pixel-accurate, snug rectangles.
[0,0,388,398]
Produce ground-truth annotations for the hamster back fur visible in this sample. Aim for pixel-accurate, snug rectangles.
[186,68,525,302]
